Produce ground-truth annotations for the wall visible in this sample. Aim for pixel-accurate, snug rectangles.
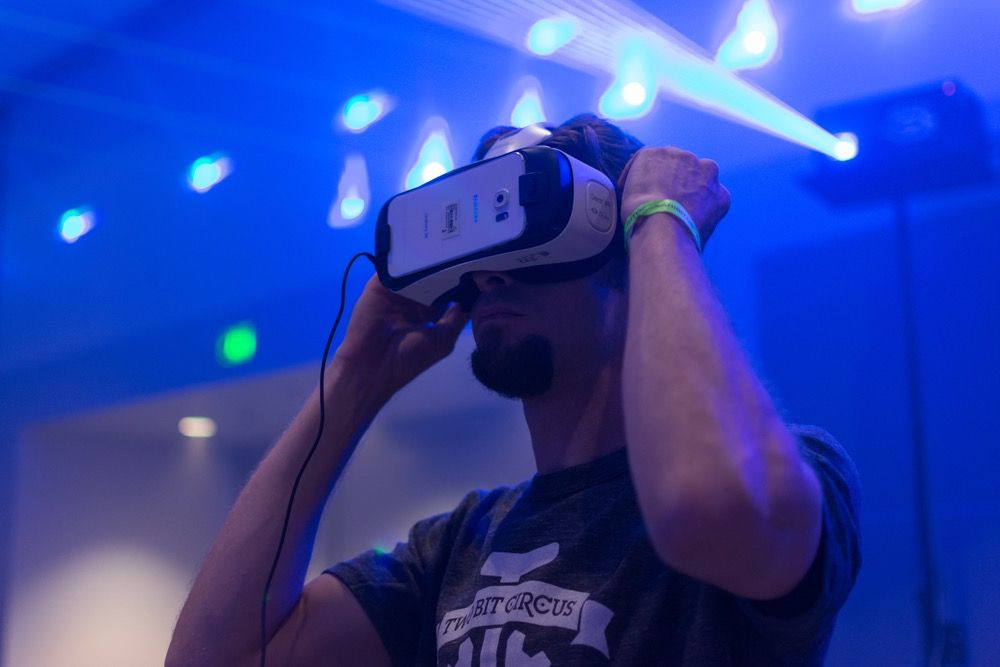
[703,149,1000,664]
[4,334,536,666]
[6,431,236,667]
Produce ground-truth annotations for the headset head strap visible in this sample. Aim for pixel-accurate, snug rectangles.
[482,123,553,160]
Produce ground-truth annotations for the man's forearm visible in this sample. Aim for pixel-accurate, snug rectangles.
[167,360,385,666]
[622,216,821,598]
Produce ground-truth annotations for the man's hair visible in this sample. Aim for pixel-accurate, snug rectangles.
[472,113,644,291]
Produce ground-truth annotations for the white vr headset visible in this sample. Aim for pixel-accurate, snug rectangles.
[374,124,620,306]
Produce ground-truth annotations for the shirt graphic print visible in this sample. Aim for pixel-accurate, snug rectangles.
[438,542,614,666]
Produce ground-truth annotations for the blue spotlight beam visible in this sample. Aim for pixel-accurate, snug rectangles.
[376,0,847,159]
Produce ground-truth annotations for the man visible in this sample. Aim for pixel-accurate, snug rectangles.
[167,114,860,665]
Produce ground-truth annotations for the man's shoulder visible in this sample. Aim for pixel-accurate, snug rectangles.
[405,483,527,542]
[787,423,861,506]
[787,423,843,448]
[788,424,859,489]
[445,482,530,526]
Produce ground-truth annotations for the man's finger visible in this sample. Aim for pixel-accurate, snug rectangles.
[431,303,471,357]
[437,302,471,338]
[700,158,719,181]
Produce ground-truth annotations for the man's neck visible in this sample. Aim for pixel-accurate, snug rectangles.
[521,358,626,474]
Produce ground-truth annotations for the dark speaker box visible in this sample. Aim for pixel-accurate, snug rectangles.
[804,80,993,204]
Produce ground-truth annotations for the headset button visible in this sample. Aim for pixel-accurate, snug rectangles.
[586,182,614,232]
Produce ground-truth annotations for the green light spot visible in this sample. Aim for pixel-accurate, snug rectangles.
[217,322,257,366]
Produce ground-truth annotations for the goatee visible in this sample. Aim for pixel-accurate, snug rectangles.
[469,332,554,399]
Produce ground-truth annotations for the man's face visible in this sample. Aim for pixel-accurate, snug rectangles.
[468,271,626,399]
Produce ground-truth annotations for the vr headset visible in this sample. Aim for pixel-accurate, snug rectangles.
[374,124,620,306]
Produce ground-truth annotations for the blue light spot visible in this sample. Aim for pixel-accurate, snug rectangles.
[192,162,220,187]
[62,215,84,240]
[833,132,859,161]
[340,196,366,220]
[622,82,647,106]
[188,154,232,193]
[715,0,779,71]
[599,38,657,120]
[405,129,454,190]
[329,155,370,229]
[510,85,546,127]
[526,18,577,56]
[59,208,95,243]
[851,0,918,15]
[743,30,767,55]
[343,94,384,132]
[61,215,85,241]
[599,80,656,119]
[422,162,446,182]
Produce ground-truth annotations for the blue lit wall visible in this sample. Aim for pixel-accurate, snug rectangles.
[745,173,1000,664]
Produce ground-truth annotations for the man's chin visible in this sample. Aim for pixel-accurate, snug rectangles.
[469,334,554,399]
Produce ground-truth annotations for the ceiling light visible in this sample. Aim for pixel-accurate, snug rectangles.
[178,417,217,438]
[832,132,859,161]
[341,92,393,132]
[715,0,779,71]
[405,121,454,190]
[510,77,547,127]
[329,154,370,229]
[850,0,919,16]
[59,208,96,243]
[526,17,577,55]
[188,154,232,193]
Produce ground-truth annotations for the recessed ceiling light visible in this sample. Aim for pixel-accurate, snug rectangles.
[178,417,217,438]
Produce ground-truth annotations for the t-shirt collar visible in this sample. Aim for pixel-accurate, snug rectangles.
[526,446,629,499]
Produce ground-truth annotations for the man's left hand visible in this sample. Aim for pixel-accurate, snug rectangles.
[618,147,731,248]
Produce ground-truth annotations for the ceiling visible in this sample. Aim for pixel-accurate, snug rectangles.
[0,1,160,83]
[2,0,998,166]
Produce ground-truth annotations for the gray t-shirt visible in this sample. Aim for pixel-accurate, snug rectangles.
[327,425,860,666]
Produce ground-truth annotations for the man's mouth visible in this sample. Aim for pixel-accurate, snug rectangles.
[475,308,523,327]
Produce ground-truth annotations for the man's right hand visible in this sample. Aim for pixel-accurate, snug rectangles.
[332,275,472,405]
[167,274,468,667]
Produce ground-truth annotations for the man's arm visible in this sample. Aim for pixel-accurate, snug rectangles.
[620,147,822,600]
[166,276,469,666]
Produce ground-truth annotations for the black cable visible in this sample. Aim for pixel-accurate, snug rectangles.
[260,250,376,667]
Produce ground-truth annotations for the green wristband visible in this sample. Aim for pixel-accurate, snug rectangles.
[623,199,703,254]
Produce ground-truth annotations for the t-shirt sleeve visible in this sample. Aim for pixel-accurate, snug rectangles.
[323,491,483,666]
[736,424,862,652]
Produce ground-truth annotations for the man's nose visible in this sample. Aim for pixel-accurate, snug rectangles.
[469,270,516,293]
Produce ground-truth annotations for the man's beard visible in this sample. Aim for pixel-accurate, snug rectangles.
[469,331,554,399]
